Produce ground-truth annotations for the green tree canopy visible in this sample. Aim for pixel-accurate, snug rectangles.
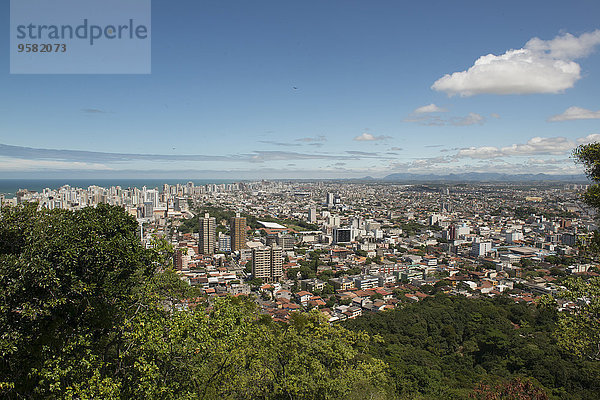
[554,277,600,361]
[0,203,156,395]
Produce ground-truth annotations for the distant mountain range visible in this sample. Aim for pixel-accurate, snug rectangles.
[369,172,589,182]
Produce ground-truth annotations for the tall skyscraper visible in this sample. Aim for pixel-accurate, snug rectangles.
[271,246,283,281]
[199,212,216,255]
[252,245,283,282]
[230,212,247,252]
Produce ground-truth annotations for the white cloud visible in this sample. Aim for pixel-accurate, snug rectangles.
[456,146,504,159]
[457,137,576,159]
[526,30,600,59]
[405,112,485,126]
[576,133,600,144]
[413,103,447,114]
[456,134,600,160]
[549,106,600,121]
[388,157,578,175]
[432,30,600,96]
[353,133,391,141]
[525,158,569,166]
[455,112,485,126]
[411,156,454,167]
[502,136,574,156]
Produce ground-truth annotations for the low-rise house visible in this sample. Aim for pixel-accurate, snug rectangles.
[295,290,313,306]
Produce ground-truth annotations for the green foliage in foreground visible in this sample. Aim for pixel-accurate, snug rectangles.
[0,204,388,399]
[0,203,155,396]
[553,277,600,361]
[344,295,600,400]
[574,142,600,211]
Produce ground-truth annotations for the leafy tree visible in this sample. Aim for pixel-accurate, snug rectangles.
[248,277,264,287]
[355,249,368,257]
[0,203,156,397]
[520,258,534,268]
[574,142,600,210]
[286,267,300,280]
[322,283,335,295]
[335,267,362,277]
[554,277,600,360]
[553,142,600,361]
[317,269,334,281]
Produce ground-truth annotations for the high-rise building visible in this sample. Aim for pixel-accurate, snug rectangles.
[174,197,185,211]
[218,234,231,253]
[199,213,216,255]
[230,212,247,252]
[308,207,317,223]
[271,246,283,280]
[145,189,159,208]
[327,193,335,207]
[143,201,154,218]
[252,245,283,282]
[447,224,457,241]
[173,248,190,271]
[252,246,270,280]
[471,240,492,257]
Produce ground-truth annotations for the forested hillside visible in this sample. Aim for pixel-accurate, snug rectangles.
[345,295,600,399]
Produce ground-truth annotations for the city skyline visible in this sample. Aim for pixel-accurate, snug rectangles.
[1,1,600,179]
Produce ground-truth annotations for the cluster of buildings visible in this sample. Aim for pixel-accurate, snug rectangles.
[4,180,598,322]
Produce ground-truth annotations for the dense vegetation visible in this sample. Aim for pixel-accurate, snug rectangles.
[1,203,599,399]
[344,295,599,399]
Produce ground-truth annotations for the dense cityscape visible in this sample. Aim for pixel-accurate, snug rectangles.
[5,180,597,323]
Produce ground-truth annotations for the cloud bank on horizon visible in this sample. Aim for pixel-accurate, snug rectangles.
[1,132,596,177]
[456,134,600,159]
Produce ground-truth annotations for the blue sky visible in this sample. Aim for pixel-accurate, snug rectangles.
[2,0,600,178]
